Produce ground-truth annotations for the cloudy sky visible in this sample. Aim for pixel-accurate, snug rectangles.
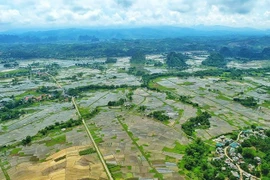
[0,0,270,31]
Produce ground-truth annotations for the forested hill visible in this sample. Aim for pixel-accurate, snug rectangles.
[0,26,270,43]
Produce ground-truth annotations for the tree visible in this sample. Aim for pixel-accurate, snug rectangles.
[242,148,255,159]
[22,136,32,145]
[138,105,146,112]
[261,163,270,176]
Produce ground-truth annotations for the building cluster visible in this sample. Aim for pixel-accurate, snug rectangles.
[213,128,266,180]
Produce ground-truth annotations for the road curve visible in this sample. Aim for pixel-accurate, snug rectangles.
[224,131,260,180]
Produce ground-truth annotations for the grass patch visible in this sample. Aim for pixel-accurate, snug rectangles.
[165,155,176,163]
[107,164,123,179]
[10,148,22,155]
[149,77,175,91]
[261,100,270,108]
[216,94,231,101]
[15,90,41,100]
[181,81,195,86]
[2,125,8,131]
[79,148,96,156]
[111,135,117,139]
[88,125,103,144]
[126,172,133,178]
[45,135,66,147]
[163,142,187,154]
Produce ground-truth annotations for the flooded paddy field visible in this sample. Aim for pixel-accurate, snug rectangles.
[0,53,269,179]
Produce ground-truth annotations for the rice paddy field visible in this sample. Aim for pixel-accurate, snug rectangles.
[0,53,269,180]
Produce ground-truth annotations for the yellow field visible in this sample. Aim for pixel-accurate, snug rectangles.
[8,146,108,180]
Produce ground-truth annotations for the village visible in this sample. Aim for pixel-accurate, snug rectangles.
[213,127,267,180]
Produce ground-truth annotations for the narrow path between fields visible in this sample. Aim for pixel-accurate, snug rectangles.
[72,97,113,180]
[0,160,10,180]
[48,72,113,180]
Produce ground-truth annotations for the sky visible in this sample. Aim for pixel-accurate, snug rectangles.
[0,0,270,31]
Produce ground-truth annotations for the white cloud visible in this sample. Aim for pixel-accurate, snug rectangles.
[0,0,269,30]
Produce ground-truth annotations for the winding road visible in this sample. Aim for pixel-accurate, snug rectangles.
[224,131,260,180]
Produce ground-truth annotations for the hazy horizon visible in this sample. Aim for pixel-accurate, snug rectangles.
[0,0,270,32]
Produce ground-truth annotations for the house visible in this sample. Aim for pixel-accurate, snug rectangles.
[254,157,261,163]
[231,171,240,178]
[232,157,239,162]
[237,153,243,159]
[216,142,224,148]
[243,129,253,136]
[230,142,240,148]
[256,126,265,131]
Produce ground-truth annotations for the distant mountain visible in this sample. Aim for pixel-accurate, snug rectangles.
[0,26,269,43]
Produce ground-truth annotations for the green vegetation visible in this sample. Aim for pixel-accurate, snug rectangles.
[130,51,146,64]
[107,164,123,179]
[108,98,126,106]
[38,119,82,136]
[80,107,100,119]
[181,139,209,170]
[163,142,186,154]
[0,68,29,78]
[202,52,226,67]
[181,81,195,86]
[79,148,96,156]
[165,91,199,107]
[10,148,22,155]
[21,136,32,146]
[148,110,170,121]
[105,57,117,63]
[233,96,258,107]
[45,135,66,147]
[240,132,270,178]
[126,91,133,101]
[180,138,227,179]
[166,52,188,68]
[182,112,211,136]
[138,105,147,112]
[0,159,10,180]
[67,84,138,96]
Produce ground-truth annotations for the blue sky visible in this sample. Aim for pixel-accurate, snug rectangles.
[0,0,270,31]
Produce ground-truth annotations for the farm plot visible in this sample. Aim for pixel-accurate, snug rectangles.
[133,88,197,126]
[0,102,77,146]
[227,60,270,69]
[7,145,107,180]
[78,90,127,108]
[5,124,90,174]
[112,57,131,69]
[154,76,270,137]
[120,113,188,179]
[85,109,155,179]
